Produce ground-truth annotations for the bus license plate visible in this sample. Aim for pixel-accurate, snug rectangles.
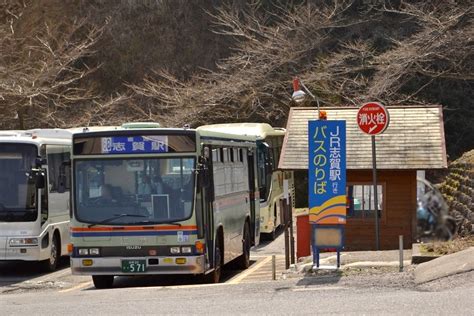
[121,260,147,273]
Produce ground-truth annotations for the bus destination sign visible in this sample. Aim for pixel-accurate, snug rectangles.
[101,135,168,154]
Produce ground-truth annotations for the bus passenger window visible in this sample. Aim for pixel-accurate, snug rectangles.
[212,149,218,162]
[221,148,227,163]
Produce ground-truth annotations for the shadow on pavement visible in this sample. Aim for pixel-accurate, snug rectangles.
[0,257,69,287]
[91,260,259,290]
[295,270,343,287]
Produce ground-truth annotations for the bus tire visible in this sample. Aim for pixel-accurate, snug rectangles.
[42,233,59,272]
[236,222,251,269]
[92,275,114,289]
[207,235,222,283]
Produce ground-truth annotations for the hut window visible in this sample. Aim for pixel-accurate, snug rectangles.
[347,184,383,219]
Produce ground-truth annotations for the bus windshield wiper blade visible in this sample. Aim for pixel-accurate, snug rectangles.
[88,213,148,228]
[132,220,183,226]
[158,221,182,227]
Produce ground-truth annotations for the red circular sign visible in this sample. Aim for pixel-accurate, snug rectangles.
[357,102,390,135]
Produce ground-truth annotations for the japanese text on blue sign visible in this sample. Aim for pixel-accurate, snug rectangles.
[308,120,347,224]
[101,135,168,154]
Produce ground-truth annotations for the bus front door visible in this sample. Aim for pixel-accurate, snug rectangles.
[247,150,259,246]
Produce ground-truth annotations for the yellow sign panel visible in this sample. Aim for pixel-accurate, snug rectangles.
[309,195,347,224]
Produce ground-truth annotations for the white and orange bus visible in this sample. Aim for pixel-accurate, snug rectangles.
[69,122,260,288]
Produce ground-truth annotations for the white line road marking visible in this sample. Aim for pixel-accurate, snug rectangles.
[134,283,229,290]
[227,256,273,284]
[291,286,345,292]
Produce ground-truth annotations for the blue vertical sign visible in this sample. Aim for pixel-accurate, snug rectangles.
[308,120,347,224]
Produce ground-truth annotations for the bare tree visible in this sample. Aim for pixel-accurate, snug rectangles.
[0,4,106,129]
[131,0,472,129]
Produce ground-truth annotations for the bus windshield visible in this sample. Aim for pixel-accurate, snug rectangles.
[0,143,38,222]
[74,157,195,225]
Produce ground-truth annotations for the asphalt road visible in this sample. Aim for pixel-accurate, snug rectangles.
[1,271,473,315]
[1,229,473,315]
[0,228,289,294]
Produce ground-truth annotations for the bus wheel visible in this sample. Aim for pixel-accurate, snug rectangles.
[92,275,114,289]
[207,238,222,283]
[236,223,251,269]
[42,233,59,272]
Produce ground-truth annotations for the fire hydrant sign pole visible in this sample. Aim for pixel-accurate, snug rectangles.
[357,102,390,250]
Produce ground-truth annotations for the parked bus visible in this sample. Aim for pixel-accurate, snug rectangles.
[69,122,260,288]
[198,123,294,239]
[0,129,72,271]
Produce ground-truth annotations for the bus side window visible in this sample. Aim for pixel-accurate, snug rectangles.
[222,148,227,163]
[47,146,70,193]
[212,149,218,162]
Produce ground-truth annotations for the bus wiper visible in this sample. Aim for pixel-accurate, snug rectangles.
[158,221,182,227]
[132,220,183,226]
[88,213,148,228]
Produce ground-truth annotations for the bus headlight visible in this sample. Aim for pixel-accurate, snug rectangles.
[78,248,100,256]
[78,248,89,256]
[9,238,38,247]
[89,248,100,256]
[170,247,180,254]
[181,246,192,254]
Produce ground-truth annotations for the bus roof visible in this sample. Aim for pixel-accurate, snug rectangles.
[73,123,258,143]
[0,129,75,145]
[197,123,285,139]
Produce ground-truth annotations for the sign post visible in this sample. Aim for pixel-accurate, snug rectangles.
[308,120,346,268]
[357,102,390,250]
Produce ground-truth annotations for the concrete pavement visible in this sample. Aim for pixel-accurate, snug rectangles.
[291,249,413,274]
[414,247,474,284]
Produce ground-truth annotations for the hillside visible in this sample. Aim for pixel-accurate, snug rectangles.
[439,150,474,236]
[0,0,472,159]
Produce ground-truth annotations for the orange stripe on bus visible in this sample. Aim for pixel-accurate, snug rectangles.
[71,225,198,232]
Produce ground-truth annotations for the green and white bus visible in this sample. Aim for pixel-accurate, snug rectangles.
[198,123,295,239]
[69,122,260,288]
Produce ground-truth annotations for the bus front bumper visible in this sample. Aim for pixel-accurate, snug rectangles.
[70,255,206,275]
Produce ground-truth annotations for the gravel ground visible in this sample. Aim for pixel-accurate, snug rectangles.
[287,265,416,290]
[286,262,474,293]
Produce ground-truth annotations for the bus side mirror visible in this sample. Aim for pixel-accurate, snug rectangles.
[261,142,273,173]
[198,157,210,189]
[34,170,46,189]
[35,157,47,168]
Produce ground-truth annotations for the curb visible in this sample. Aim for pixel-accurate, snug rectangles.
[414,247,474,284]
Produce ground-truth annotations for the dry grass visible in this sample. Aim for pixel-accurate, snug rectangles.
[420,236,474,256]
